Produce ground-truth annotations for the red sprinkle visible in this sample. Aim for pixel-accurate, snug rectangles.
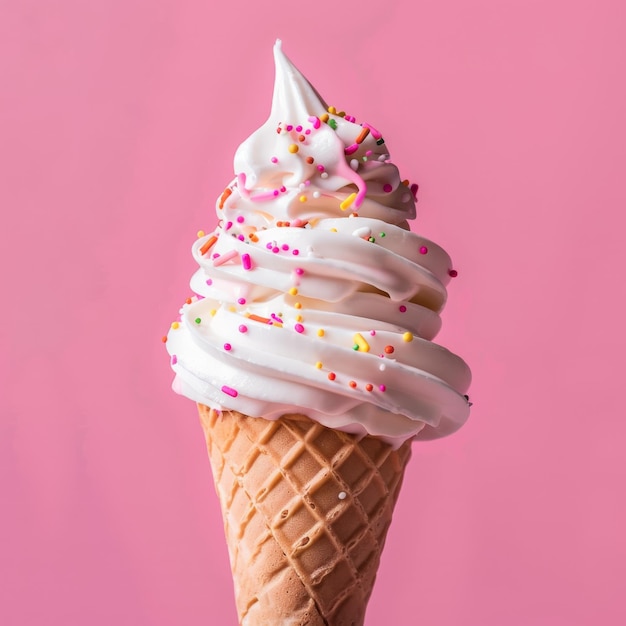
[328,372,336,381]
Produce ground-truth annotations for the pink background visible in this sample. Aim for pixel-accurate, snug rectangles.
[2,1,625,624]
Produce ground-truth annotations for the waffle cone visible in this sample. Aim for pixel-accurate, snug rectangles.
[197,404,412,626]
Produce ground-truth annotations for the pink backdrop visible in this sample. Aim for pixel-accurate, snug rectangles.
[2,1,625,624]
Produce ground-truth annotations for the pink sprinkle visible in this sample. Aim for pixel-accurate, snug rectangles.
[379,384,386,392]
[365,150,372,156]
[222,385,238,398]
[449,269,458,277]
[383,183,393,193]
[280,186,287,193]
[236,216,245,223]
[272,246,279,253]
[241,253,252,270]
[237,235,244,241]
[206,278,213,286]
[294,323,305,333]
[213,249,238,266]
[271,157,278,163]
[238,325,248,333]
[282,244,289,251]
[225,221,233,230]
[317,165,325,172]
[294,267,304,275]
[291,218,304,227]
[266,243,273,250]
[286,125,293,131]
[419,246,428,254]
[370,330,376,336]
[271,313,284,324]
[345,143,359,155]
[399,305,407,313]
[362,122,382,139]
[308,116,321,129]
[296,125,302,132]
[273,190,279,196]
[305,129,311,135]
[171,355,177,365]
[292,249,300,256]
[411,183,419,197]
[237,298,246,305]
[224,343,232,351]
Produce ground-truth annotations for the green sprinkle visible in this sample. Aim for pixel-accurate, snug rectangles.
[194,318,201,324]
[368,237,376,243]
[379,232,386,237]
[353,343,359,351]
[329,119,338,130]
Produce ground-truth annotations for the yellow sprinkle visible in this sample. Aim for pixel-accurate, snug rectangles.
[295,315,303,322]
[317,329,325,337]
[403,332,414,342]
[210,309,217,316]
[294,302,302,309]
[289,287,298,296]
[288,144,299,153]
[196,230,205,238]
[340,192,357,211]
[299,195,307,203]
[320,113,329,123]
[327,106,337,114]
[330,228,337,232]
[315,361,323,369]
[171,321,180,329]
[229,306,236,312]
[353,332,370,352]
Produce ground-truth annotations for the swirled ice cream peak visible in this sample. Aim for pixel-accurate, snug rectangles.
[165,41,471,447]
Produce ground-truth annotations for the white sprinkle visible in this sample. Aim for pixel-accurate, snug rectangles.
[350,159,359,171]
[379,363,386,371]
[313,191,320,198]
[352,226,371,238]
[338,491,347,500]
[321,172,328,179]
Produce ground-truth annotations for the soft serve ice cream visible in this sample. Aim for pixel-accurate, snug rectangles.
[165,40,471,448]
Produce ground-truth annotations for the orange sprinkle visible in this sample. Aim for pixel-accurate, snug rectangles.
[365,383,374,392]
[249,233,259,242]
[320,113,329,123]
[355,127,370,144]
[161,336,167,343]
[349,380,357,388]
[247,314,271,324]
[219,188,232,209]
[402,179,410,187]
[199,235,218,255]
[185,297,192,305]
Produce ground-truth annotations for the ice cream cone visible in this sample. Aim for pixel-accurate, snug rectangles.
[198,404,412,626]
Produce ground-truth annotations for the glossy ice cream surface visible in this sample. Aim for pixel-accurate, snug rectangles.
[166,40,471,447]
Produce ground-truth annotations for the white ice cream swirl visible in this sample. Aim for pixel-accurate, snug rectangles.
[166,40,471,447]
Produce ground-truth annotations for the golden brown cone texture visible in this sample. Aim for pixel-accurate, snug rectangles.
[198,405,412,626]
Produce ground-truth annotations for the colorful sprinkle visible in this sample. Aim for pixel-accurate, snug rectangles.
[294,323,305,333]
[315,361,323,369]
[212,249,238,266]
[199,235,218,256]
[419,246,428,254]
[317,329,325,337]
[221,385,238,398]
[224,343,232,351]
[365,383,373,392]
[289,287,298,296]
[247,314,271,324]
[194,317,201,324]
[271,156,278,163]
[449,269,458,277]
[328,372,336,380]
[356,127,370,144]
[237,298,246,305]
[299,195,307,202]
[349,380,357,388]
[340,193,357,211]
[384,345,395,354]
[288,144,299,153]
[238,325,248,333]
[161,336,167,343]
[353,333,370,352]
[171,321,180,329]
[241,253,252,270]
[218,188,232,209]
[197,230,205,238]
[338,491,347,500]
[345,143,359,155]
[403,332,414,342]
[379,384,387,392]
[383,183,393,193]
[399,305,407,313]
